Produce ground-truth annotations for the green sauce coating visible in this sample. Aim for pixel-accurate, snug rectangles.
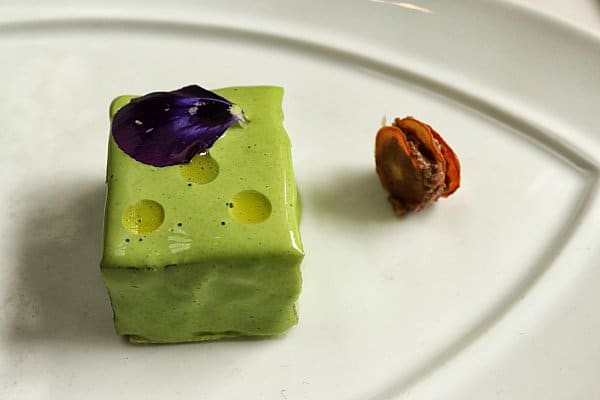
[100,86,304,343]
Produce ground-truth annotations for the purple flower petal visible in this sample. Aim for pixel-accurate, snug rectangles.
[111,85,244,167]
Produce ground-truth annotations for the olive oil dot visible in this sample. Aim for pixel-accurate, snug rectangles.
[221,221,226,226]
[125,238,130,243]
[177,222,183,227]
[179,153,219,184]
[139,238,143,242]
[228,190,272,224]
[121,200,164,234]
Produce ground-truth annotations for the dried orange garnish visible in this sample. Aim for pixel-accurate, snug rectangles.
[375,116,460,215]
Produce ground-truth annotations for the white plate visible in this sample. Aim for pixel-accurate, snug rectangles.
[1,1,599,399]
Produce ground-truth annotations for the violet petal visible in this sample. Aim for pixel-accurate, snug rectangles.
[111,85,243,167]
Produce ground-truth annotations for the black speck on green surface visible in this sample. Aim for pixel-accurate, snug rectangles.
[125,238,130,243]
[137,219,142,223]
[188,183,192,187]
[221,221,226,225]
[138,238,143,242]
[228,203,234,209]
[177,222,183,227]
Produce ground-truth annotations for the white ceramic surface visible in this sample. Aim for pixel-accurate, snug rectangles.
[0,1,599,399]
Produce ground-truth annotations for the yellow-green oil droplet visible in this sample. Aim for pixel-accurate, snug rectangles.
[229,190,272,224]
[179,153,219,184]
[121,200,165,234]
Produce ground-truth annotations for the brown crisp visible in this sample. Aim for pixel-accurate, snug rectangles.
[375,116,460,215]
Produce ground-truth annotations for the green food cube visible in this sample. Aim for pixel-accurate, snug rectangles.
[100,86,304,343]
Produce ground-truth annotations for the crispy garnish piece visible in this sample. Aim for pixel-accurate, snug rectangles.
[375,116,460,215]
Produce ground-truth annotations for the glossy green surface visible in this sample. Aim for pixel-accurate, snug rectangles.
[100,86,304,343]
